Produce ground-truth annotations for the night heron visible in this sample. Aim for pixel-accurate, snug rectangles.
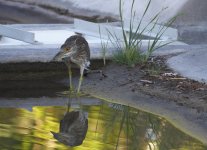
[54,35,90,93]
[51,111,88,146]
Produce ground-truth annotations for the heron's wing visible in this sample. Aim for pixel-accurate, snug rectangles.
[69,113,88,139]
[82,43,90,63]
[75,36,90,60]
[79,118,88,140]
[58,112,88,146]
[72,47,90,68]
[72,120,88,146]
[59,111,79,132]
[66,118,88,146]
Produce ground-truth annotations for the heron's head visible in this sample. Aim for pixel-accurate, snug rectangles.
[53,35,82,62]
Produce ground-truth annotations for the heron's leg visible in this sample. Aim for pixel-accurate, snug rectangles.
[77,66,84,94]
[67,64,73,112]
[68,64,73,91]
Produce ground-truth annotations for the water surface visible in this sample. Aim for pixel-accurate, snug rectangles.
[0,99,206,150]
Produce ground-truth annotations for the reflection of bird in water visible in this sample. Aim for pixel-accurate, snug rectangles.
[51,111,88,146]
[54,35,90,93]
[52,35,89,146]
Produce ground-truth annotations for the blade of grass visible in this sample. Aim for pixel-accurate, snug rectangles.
[119,0,128,49]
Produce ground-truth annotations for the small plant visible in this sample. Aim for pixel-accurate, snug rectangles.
[108,0,177,67]
[146,63,162,76]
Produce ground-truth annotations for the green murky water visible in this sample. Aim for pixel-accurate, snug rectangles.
[0,99,206,150]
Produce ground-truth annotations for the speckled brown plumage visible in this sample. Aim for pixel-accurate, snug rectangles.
[51,111,88,146]
[53,35,90,93]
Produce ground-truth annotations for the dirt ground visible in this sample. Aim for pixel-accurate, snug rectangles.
[131,56,207,113]
[83,57,207,114]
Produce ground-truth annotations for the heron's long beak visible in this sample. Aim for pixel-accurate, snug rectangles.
[53,49,73,62]
[53,50,65,61]
[50,131,58,137]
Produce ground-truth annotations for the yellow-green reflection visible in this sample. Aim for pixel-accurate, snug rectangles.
[0,101,206,150]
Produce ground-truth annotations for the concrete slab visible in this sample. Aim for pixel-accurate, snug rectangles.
[0,25,35,43]
[0,0,73,24]
[0,43,115,63]
[178,26,207,44]
[0,24,115,62]
[0,41,188,63]
[2,23,206,85]
[0,23,186,63]
[124,19,178,40]
[167,45,207,83]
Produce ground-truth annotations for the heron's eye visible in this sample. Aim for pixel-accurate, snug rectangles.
[65,48,70,51]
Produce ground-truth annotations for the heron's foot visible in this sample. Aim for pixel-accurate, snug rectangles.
[69,89,77,95]
[99,71,107,80]
[56,90,76,97]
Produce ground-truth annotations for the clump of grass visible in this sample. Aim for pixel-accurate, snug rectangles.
[113,47,142,67]
[108,0,177,67]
